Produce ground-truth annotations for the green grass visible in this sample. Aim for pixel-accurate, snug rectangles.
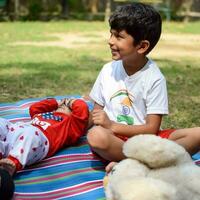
[0,21,200,128]
[163,21,200,34]
[155,59,200,128]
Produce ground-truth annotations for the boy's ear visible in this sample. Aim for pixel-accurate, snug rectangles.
[137,40,150,54]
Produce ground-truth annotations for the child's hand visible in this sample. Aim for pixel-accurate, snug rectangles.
[92,109,112,129]
[64,98,75,109]
[57,99,65,107]
[57,98,75,109]
[105,162,117,174]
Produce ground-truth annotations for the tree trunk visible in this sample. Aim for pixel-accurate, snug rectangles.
[42,0,48,12]
[183,0,193,22]
[105,0,111,22]
[61,0,69,19]
[14,0,19,20]
[5,0,11,14]
[89,0,99,14]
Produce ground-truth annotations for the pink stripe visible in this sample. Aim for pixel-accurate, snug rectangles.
[195,160,200,165]
[0,102,35,111]
[18,158,102,174]
[15,182,102,198]
[49,183,103,199]
[21,158,99,172]
[22,152,93,170]
[33,156,94,167]
[20,102,36,109]
[44,152,91,162]
[14,180,103,199]
[16,166,103,184]
[9,118,31,123]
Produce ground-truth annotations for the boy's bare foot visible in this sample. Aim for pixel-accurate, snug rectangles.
[0,158,16,176]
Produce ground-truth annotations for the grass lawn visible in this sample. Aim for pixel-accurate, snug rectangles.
[0,20,200,128]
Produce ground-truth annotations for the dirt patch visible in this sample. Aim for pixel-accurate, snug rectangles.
[11,32,108,48]
[10,32,200,59]
[150,33,200,59]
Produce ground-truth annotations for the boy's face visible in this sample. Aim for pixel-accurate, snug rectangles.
[108,29,139,61]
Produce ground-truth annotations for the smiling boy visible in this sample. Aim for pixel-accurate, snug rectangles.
[87,2,200,161]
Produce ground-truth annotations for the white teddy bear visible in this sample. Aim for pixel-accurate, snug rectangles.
[104,135,200,200]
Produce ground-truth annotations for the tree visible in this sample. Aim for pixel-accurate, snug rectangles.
[61,0,69,18]
[14,0,19,19]
[89,0,99,14]
[105,0,111,22]
[183,0,193,22]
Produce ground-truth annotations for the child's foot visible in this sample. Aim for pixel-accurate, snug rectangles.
[0,158,16,176]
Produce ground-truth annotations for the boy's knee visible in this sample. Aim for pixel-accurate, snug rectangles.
[192,127,200,141]
[87,127,110,150]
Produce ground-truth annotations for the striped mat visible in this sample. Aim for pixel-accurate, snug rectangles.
[1,96,200,200]
[0,96,106,200]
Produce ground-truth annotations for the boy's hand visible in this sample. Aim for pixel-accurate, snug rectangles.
[92,109,112,129]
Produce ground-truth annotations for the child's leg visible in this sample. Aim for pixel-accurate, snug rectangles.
[7,125,49,171]
[87,126,125,161]
[0,118,13,159]
[0,141,8,160]
[168,127,200,155]
[0,118,11,141]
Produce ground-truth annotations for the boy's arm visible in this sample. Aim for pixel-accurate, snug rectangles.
[110,114,162,136]
[87,102,103,129]
[92,109,162,137]
[29,98,58,118]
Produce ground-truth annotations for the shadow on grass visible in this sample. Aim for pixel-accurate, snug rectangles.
[1,58,200,127]
[0,57,104,103]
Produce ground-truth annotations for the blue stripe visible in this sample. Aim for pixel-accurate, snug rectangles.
[15,160,105,192]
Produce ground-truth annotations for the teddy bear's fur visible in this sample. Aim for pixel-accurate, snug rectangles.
[104,135,200,200]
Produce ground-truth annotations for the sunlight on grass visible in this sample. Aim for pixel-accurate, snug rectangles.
[0,21,200,128]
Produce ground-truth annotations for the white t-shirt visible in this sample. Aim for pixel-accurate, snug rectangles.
[90,59,168,125]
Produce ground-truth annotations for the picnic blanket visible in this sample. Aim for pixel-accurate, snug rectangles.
[0,95,106,200]
[0,95,200,200]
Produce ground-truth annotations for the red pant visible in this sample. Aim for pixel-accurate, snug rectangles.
[158,129,176,139]
[117,129,176,141]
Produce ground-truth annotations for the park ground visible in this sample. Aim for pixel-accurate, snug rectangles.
[0,21,199,128]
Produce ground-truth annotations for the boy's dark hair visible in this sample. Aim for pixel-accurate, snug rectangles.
[109,2,162,54]
[0,169,15,200]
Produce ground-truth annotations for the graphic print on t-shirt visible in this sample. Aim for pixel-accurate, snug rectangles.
[110,89,134,125]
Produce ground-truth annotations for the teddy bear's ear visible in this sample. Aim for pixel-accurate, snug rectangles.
[123,135,191,168]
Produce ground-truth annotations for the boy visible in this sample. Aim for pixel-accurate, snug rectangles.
[0,97,89,176]
[87,2,200,161]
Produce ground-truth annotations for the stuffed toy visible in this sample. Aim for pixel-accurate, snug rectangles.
[104,135,200,200]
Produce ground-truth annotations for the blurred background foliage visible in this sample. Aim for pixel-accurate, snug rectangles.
[0,0,200,22]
